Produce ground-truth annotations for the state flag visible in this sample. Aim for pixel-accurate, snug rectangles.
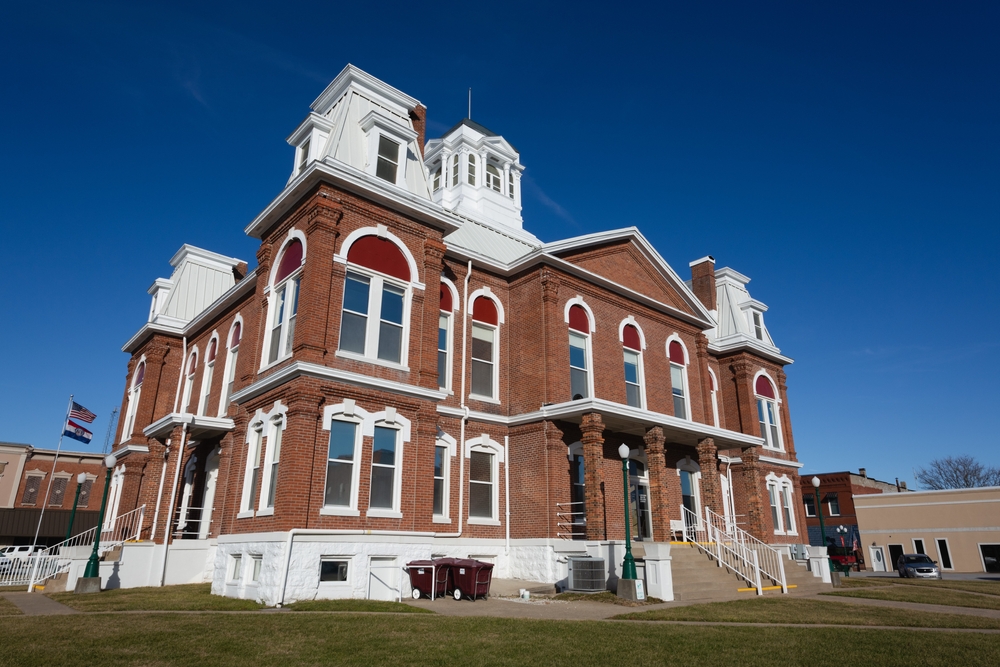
[64,419,93,445]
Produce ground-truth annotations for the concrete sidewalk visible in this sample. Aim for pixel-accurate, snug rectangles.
[2,592,78,616]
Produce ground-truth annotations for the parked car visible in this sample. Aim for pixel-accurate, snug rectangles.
[896,554,942,579]
[0,552,14,573]
[0,545,43,563]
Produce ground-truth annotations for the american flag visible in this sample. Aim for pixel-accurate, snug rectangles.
[69,402,96,423]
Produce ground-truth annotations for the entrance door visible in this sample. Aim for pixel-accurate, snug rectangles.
[680,469,698,527]
[869,546,886,572]
[628,460,652,541]
[888,544,905,572]
[368,557,399,600]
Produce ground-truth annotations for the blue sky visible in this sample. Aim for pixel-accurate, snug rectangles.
[1,1,997,486]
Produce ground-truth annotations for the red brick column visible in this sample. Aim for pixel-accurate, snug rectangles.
[296,196,343,365]
[775,369,797,457]
[125,342,170,443]
[696,437,723,515]
[643,427,671,542]
[695,334,713,425]
[740,446,767,540]
[580,412,605,540]
[418,239,447,390]
[731,357,758,437]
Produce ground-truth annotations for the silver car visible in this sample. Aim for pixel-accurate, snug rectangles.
[897,554,942,579]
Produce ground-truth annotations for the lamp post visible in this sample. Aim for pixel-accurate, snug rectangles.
[618,444,637,581]
[810,476,827,549]
[64,472,88,543]
[82,454,117,580]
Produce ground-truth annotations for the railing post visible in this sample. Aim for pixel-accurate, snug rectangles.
[752,549,762,595]
[778,549,788,594]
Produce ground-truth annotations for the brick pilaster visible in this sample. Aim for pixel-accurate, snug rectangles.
[740,445,767,540]
[295,195,343,364]
[643,426,671,542]
[580,412,605,540]
[418,238,447,390]
[696,437,723,515]
[695,334,713,425]
[775,369,797,457]
[731,356,758,437]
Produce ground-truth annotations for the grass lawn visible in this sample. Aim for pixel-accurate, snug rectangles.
[288,599,433,613]
[613,596,1000,629]
[825,586,1000,610]
[896,579,1000,597]
[553,591,664,606]
[47,583,263,612]
[3,613,999,666]
[0,595,23,616]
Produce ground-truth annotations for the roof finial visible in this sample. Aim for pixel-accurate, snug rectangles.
[468,88,472,119]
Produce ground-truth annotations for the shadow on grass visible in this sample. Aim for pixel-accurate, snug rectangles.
[288,599,433,613]
[47,583,263,612]
[552,591,663,607]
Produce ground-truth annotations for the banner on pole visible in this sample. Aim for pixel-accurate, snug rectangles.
[69,402,97,423]
[63,419,93,444]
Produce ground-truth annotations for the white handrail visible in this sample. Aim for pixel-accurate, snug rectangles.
[704,506,786,594]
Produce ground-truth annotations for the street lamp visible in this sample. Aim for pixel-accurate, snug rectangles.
[618,444,637,581]
[810,476,827,548]
[64,472,88,543]
[82,454,117,580]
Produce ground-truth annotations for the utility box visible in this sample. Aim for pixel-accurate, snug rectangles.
[567,556,605,592]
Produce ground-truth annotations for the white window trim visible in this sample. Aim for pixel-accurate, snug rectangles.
[239,417,265,517]
[121,355,147,444]
[318,556,353,587]
[619,317,647,410]
[257,402,288,512]
[617,316,647,350]
[366,409,411,518]
[827,492,841,517]
[321,402,370,515]
[261,231,306,370]
[219,315,243,417]
[341,266,413,368]
[565,297,595,401]
[934,537,954,570]
[469,288,504,403]
[978,543,1000,574]
[707,367,720,428]
[666,334,692,421]
[765,472,797,535]
[753,370,784,451]
[912,538,926,555]
[434,431,456,522]
[563,297,596,333]
[181,348,199,414]
[198,333,220,416]
[438,278,460,391]
[676,456,701,520]
[360,111,417,188]
[568,329,594,400]
[466,435,502,524]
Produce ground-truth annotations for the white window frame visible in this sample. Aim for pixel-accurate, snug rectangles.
[239,420,264,518]
[468,289,505,403]
[433,432,456,523]
[262,235,305,368]
[318,557,352,587]
[229,554,243,583]
[666,335,691,421]
[707,367,720,428]
[618,317,647,410]
[912,538,926,555]
[564,298,596,402]
[367,420,404,519]
[438,279,459,391]
[766,473,797,536]
[803,494,817,517]
[677,457,701,521]
[935,537,954,570]
[827,492,841,516]
[181,348,199,414]
[754,371,784,451]
[121,356,146,444]
[219,316,243,417]
[466,436,503,525]
[258,403,288,515]
[360,112,416,188]
[568,330,592,400]
[485,163,501,192]
[319,402,367,517]
[197,334,219,416]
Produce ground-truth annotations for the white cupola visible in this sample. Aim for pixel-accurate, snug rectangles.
[424,119,524,231]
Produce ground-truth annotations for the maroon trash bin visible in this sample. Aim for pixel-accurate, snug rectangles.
[449,559,494,601]
[406,560,449,599]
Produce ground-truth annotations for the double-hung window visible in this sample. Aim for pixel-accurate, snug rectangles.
[781,485,795,534]
[469,450,495,520]
[507,170,514,199]
[438,283,453,389]
[768,482,781,532]
[470,296,499,400]
[622,324,644,408]
[375,135,400,183]
[708,370,720,427]
[263,417,283,510]
[827,493,840,516]
[768,477,797,534]
[338,236,413,367]
[432,164,442,191]
[121,360,145,443]
[451,154,459,185]
[668,340,689,420]
[220,322,241,416]
[433,443,449,518]
[567,304,591,401]
[369,426,400,513]
[182,352,198,413]
[803,495,816,517]
[755,375,783,450]
[751,312,764,341]
[240,425,264,515]
[198,338,217,416]
[267,240,303,365]
[467,153,476,185]
[486,164,501,192]
[325,420,359,509]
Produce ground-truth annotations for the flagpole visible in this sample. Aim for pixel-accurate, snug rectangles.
[28,394,74,591]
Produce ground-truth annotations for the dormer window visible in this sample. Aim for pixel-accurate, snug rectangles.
[432,164,442,191]
[752,312,764,341]
[486,164,501,192]
[298,140,310,171]
[376,136,400,183]
[467,154,476,185]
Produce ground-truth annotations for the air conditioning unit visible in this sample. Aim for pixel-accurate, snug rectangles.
[567,557,606,592]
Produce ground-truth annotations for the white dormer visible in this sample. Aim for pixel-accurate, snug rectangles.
[147,245,244,328]
[424,119,524,231]
[285,64,430,199]
[711,267,782,354]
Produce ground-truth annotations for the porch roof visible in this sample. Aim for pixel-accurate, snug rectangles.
[143,413,235,441]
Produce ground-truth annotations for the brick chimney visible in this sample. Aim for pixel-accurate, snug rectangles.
[410,104,427,159]
[689,256,717,311]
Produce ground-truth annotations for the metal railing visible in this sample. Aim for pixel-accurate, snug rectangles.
[15,505,146,589]
[172,506,213,539]
[680,505,787,595]
[555,501,585,539]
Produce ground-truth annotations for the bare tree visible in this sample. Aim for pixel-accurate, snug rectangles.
[914,456,1000,490]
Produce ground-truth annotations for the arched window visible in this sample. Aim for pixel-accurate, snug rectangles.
[622,323,644,408]
[266,239,303,364]
[121,360,145,443]
[507,170,515,199]
[219,320,241,416]
[567,304,592,400]
[451,154,459,186]
[707,368,720,428]
[470,295,500,399]
[182,350,198,413]
[755,375,783,450]
[766,473,796,535]
[467,153,476,186]
[197,336,217,416]
[485,164,501,192]
[339,235,413,366]
[668,339,689,420]
[437,282,456,389]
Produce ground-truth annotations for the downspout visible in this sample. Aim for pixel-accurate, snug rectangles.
[504,435,510,556]
[149,438,171,541]
[159,336,189,586]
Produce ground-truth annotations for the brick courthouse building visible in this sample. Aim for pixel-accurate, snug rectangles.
[107,65,807,603]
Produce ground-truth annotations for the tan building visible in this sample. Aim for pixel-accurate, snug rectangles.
[855,486,1000,574]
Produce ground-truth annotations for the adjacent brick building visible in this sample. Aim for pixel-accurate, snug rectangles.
[106,65,810,603]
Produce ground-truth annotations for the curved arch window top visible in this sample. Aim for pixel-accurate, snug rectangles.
[347,236,411,282]
[439,283,453,312]
[755,375,776,399]
[187,352,198,376]
[485,163,501,192]
[668,339,689,420]
[230,321,242,348]
[622,324,644,408]
[471,296,500,399]
[274,239,303,284]
[438,283,454,389]
[567,304,591,400]
[568,305,590,334]
[266,240,304,365]
[622,324,641,351]
[668,340,686,365]
[755,374,782,450]
[473,296,499,325]
[207,338,217,363]
[121,359,146,444]
[134,361,146,387]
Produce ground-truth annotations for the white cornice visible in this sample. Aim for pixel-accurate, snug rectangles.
[759,455,804,469]
[110,444,150,460]
[229,361,448,405]
[708,338,794,365]
[310,64,420,117]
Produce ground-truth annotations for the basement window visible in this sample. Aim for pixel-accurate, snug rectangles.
[320,559,349,582]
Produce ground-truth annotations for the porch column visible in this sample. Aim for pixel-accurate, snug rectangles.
[696,437,723,516]
[580,412,605,540]
[643,427,671,543]
[739,445,768,540]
